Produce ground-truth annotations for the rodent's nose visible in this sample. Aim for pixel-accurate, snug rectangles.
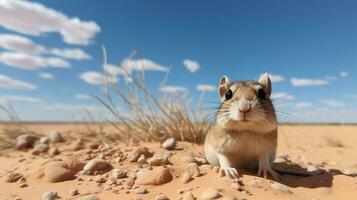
[239,106,251,113]
[238,101,251,113]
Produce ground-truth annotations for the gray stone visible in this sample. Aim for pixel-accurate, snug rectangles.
[41,191,58,200]
[162,138,176,150]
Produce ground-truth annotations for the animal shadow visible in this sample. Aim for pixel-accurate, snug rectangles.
[272,161,344,188]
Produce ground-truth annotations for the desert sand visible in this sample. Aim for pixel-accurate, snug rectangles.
[0,124,357,200]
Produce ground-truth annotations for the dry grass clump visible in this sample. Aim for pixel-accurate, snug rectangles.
[95,49,211,144]
[0,104,41,151]
[324,136,345,148]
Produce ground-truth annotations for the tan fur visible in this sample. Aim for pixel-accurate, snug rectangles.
[204,75,279,179]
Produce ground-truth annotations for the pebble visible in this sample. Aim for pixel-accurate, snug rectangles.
[45,162,75,182]
[32,143,49,155]
[307,165,323,175]
[180,172,193,184]
[82,158,113,175]
[222,197,239,200]
[154,194,170,200]
[6,172,23,182]
[162,138,176,150]
[19,183,28,188]
[200,188,221,199]
[16,134,38,149]
[69,189,79,196]
[134,187,148,194]
[148,153,170,166]
[182,192,196,200]
[95,175,107,183]
[126,177,136,189]
[136,167,173,185]
[77,194,100,200]
[48,130,64,143]
[271,182,292,193]
[49,148,60,156]
[41,191,58,200]
[137,154,147,164]
[39,136,50,144]
[130,147,153,162]
[185,163,201,177]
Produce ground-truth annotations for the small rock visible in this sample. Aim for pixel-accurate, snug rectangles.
[183,192,196,200]
[49,148,60,156]
[231,182,245,191]
[185,163,201,177]
[64,158,85,174]
[106,177,117,185]
[19,182,28,188]
[44,162,74,182]
[32,143,49,155]
[69,189,79,196]
[162,138,176,150]
[136,167,173,185]
[77,194,100,200]
[200,188,221,199]
[6,172,23,183]
[89,143,100,149]
[134,187,148,194]
[137,154,147,164]
[39,136,50,144]
[180,172,192,184]
[48,131,64,143]
[112,169,127,179]
[41,191,58,200]
[82,158,113,175]
[271,182,292,193]
[95,175,107,183]
[154,194,170,200]
[130,147,153,162]
[16,134,38,149]
[126,177,136,189]
[307,165,323,175]
[148,153,170,166]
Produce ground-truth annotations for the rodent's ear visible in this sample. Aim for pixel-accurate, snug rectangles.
[219,75,233,102]
[258,73,272,97]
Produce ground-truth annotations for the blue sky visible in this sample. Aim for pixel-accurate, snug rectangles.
[0,0,356,122]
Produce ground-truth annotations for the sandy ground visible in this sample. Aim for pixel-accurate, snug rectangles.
[0,124,357,200]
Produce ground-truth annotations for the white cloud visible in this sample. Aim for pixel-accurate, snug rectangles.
[41,103,98,111]
[290,78,328,87]
[105,64,126,75]
[267,73,285,83]
[160,86,187,93]
[39,72,54,79]
[0,51,70,70]
[50,48,91,60]
[183,59,200,73]
[196,84,216,92]
[79,71,116,85]
[0,94,44,104]
[75,94,91,100]
[122,58,168,74]
[270,92,295,100]
[340,71,349,77]
[0,74,37,90]
[0,33,45,54]
[293,102,313,109]
[321,99,345,108]
[0,0,100,45]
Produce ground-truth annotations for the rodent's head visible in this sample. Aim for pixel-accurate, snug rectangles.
[217,73,277,133]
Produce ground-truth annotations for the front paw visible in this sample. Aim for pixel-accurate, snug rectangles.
[257,167,279,180]
[219,167,239,179]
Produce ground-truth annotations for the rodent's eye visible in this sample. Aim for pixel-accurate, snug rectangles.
[225,89,233,100]
[258,89,266,99]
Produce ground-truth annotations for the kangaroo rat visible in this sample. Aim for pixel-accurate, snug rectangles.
[204,73,278,180]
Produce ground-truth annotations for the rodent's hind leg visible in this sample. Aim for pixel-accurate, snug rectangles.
[217,154,239,179]
[257,154,279,180]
